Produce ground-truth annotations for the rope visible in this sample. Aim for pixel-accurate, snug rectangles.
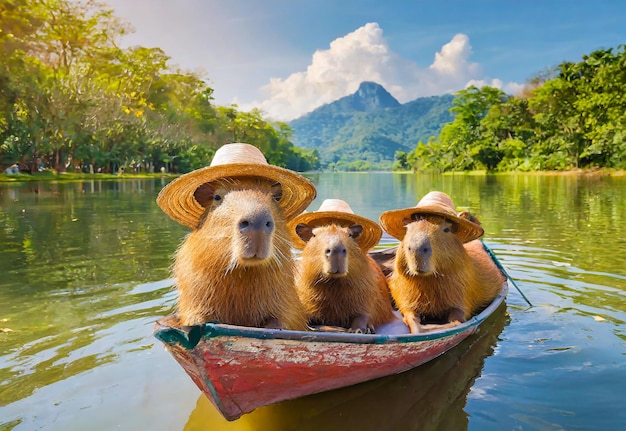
[482,241,533,307]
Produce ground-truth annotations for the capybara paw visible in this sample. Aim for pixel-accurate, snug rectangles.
[264,318,284,330]
[403,316,422,334]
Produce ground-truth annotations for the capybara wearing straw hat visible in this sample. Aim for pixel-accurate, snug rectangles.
[379,192,504,334]
[290,199,395,333]
[156,143,316,329]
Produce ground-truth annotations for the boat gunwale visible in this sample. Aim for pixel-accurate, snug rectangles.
[155,281,509,349]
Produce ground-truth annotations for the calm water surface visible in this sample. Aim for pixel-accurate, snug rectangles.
[1,173,625,431]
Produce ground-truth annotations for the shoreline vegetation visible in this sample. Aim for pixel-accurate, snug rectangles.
[2,168,624,183]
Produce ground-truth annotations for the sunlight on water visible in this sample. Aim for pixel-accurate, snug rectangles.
[1,174,625,431]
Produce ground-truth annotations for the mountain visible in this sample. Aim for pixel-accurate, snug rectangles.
[289,82,454,170]
[322,81,401,112]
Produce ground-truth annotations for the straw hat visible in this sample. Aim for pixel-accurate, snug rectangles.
[289,199,382,251]
[379,191,484,243]
[156,143,317,229]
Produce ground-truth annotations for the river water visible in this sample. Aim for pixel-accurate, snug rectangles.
[1,173,625,431]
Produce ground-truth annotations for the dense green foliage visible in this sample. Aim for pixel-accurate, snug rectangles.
[0,0,318,174]
[401,47,626,172]
[290,82,453,171]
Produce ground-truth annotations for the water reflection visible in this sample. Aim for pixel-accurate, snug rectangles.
[184,304,508,431]
[0,279,176,406]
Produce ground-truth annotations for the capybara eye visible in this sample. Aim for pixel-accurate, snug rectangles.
[214,194,222,201]
[271,182,283,202]
[443,227,451,233]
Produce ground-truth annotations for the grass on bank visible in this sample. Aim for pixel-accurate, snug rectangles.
[0,171,178,182]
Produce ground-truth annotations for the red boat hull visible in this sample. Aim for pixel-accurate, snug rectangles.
[161,327,473,420]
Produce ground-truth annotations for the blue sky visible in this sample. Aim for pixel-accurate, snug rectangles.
[103,0,626,120]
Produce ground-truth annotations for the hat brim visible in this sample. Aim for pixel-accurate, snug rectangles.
[288,211,382,251]
[379,205,484,243]
[157,163,317,229]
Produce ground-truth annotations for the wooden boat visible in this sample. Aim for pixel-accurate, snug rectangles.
[154,243,509,421]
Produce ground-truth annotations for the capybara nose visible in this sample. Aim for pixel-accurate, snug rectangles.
[409,236,431,258]
[325,242,347,274]
[239,213,275,234]
[325,245,347,258]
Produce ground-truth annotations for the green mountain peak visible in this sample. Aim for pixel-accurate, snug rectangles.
[289,83,454,170]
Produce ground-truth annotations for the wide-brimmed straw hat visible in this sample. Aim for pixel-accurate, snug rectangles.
[379,191,484,243]
[156,143,317,229]
[289,199,382,251]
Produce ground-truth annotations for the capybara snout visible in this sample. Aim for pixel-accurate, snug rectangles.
[323,233,348,275]
[232,192,276,262]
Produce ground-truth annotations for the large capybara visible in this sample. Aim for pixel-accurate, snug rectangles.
[290,199,396,333]
[379,192,505,334]
[156,143,316,329]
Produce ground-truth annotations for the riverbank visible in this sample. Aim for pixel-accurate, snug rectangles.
[391,168,626,177]
[0,171,178,182]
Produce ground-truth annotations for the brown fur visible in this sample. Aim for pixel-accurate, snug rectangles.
[389,215,504,334]
[295,223,395,333]
[172,177,307,330]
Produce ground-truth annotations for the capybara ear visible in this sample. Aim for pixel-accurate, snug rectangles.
[194,183,216,207]
[271,182,283,203]
[458,211,482,226]
[295,223,314,242]
[402,217,413,226]
[348,224,363,239]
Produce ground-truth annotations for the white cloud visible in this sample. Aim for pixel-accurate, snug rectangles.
[242,23,521,121]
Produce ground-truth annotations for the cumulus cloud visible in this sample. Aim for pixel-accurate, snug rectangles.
[243,23,520,120]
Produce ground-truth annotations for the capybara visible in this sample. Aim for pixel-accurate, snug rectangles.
[294,223,396,333]
[173,177,308,330]
[388,214,504,334]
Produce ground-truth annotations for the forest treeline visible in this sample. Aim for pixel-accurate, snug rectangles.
[395,46,626,172]
[0,0,320,174]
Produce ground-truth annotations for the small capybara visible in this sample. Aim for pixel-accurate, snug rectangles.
[173,177,308,330]
[294,223,396,333]
[388,214,505,334]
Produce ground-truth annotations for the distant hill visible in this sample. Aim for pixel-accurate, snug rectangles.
[289,82,454,170]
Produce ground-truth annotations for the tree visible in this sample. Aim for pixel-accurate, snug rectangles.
[393,151,409,170]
